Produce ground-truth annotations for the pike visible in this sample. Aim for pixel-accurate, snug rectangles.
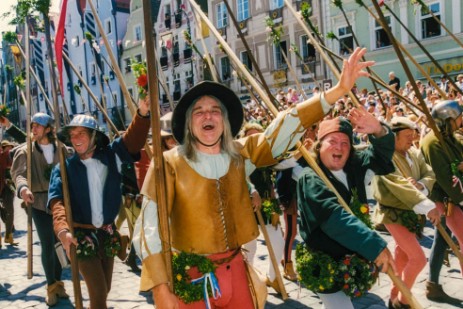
[331,0,386,111]
[62,53,120,137]
[379,1,462,96]
[141,0,173,289]
[43,2,83,305]
[24,22,33,279]
[222,0,279,107]
[370,0,463,269]
[87,0,153,159]
[15,42,54,113]
[284,1,424,308]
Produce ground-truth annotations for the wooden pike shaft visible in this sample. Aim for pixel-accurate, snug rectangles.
[24,21,33,280]
[281,50,307,100]
[142,0,173,290]
[87,0,153,158]
[15,42,54,113]
[191,11,219,82]
[42,7,84,307]
[223,0,278,107]
[62,53,120,136]
[256,211,289,300]
[382,2,463,96]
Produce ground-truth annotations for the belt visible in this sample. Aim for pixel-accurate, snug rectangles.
[73,222,113,230]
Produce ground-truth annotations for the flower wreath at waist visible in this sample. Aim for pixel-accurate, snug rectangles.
[295,244,379,298]
[74,223,121,259]
[172,248,241,306]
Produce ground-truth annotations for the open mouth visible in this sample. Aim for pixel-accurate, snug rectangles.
[332,154,343,160]
[202,124,215,130]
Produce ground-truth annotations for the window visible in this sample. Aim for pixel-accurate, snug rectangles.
[421,2,441,39]
[338,26,353,55]
[300,35,316,62]
[274,41,287,70]
[105,19,112,35]
[124,58,131,73]
[237,0,249,21]
[216,2,228,28]
[241,51,252,72]
[135,54,142,63]
[374,16,391,48]
[220,57,231,80]
[90,63,96,76]
[270,0,283,10]
[134,25,142,42]
[112,92,118,106]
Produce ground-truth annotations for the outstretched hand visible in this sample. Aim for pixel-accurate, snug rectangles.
[325,48,375,104]
[348,107,384,136]
[338,48,375,93]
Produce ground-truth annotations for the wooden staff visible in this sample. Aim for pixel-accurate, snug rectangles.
[24,21,33,279]
[191,11,219,82]
[62,53,120,137]
[331,2,387,111]
[380,1,462,96]
[415,0,463,49]
[42,5,83,306]
[256,211,289,300]
[87,0,153,159]
[15,42,54,113]
[285,1,423,308]
[223,0,278,107]
[142,0,173,290]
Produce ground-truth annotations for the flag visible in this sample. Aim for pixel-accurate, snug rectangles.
[55,0,69,98]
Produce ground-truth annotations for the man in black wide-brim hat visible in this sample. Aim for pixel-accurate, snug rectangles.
[134,48,391,309]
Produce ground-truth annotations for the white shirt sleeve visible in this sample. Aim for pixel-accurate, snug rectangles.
[413,198,435,215]
[133,198,163,260]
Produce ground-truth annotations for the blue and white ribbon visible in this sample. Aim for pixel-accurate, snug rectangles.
[192,272,222,309]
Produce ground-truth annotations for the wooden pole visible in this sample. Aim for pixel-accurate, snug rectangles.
[191,11,219,82]
[42,6,84,306]
[62,53,120,136]
[15,42,54,113]
[256,211,289,300]
[87,0,153,158]
[24,21,33,279]
[381,2,462,96]
[142,0,173,290]
[222,0,279,107]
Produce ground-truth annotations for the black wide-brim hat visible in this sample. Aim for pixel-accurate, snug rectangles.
[172,81,244,144]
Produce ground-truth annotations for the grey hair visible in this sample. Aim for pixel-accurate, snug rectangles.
[179,95,241,163]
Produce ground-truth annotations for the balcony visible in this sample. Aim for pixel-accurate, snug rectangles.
[173,52,180,67]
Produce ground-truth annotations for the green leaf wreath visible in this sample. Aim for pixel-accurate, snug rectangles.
[172,251,217,304]
[296,244,379,298]
[296,244,338,293]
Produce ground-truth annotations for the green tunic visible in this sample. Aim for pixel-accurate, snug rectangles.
[298,130,395,261]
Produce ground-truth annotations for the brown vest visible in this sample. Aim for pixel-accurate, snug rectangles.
[164,150,259,254]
